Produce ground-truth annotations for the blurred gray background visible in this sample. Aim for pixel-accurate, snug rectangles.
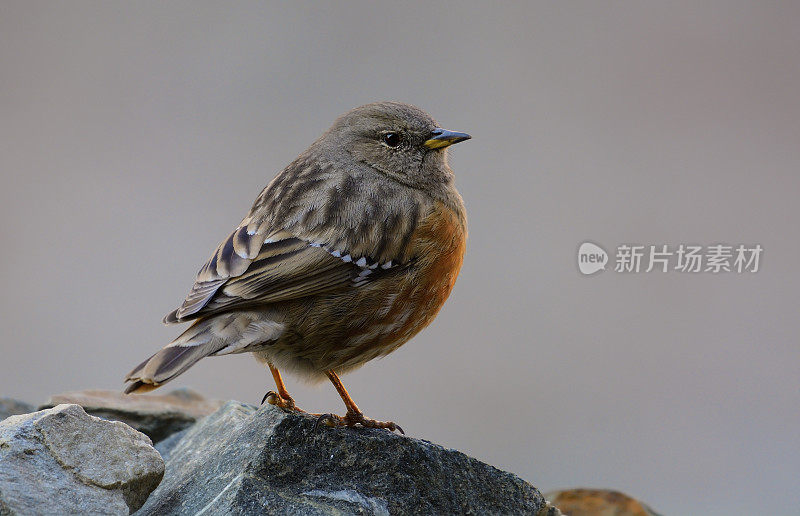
[1,2,798,514]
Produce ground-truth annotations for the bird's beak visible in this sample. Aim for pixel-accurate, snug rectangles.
[423,128,472,150]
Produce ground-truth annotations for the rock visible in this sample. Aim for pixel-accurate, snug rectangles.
[137,401,547,515]
[537,504,564,516]
[0,403,164,515]
[0,398,34,421]
[153,427,189,462]
[546,488,662,516]
[40,387,225,443]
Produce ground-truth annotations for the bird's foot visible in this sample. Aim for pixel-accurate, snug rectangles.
[315,410,404,434]
[261,391,306,413]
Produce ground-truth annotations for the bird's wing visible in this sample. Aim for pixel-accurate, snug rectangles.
[163,225,400,324]
[163,150,428,324]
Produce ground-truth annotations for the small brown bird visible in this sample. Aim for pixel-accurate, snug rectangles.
[124,102,470,432]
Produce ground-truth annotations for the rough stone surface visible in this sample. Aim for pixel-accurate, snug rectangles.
[537,504,564,516]
[0,403,164,515]
[0,398,34,422]
[545,488,662,516]
[40,387,225,443]
[137,401,546,515]
[154,427,190,462]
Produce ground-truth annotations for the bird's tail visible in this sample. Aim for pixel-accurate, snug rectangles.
[123,312,285,394]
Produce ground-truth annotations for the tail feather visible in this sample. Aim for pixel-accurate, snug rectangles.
[124,380,160,394]
[123,312,285,394]
[124,344,214,393]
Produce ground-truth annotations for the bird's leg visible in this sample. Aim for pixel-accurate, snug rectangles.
[317,370,404,434]
[261,363,305,413]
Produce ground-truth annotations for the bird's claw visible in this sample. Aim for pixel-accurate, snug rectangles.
[260,390,301,412]
[314,411,403,434]
[314,413,340,431]
[261,390,279,405]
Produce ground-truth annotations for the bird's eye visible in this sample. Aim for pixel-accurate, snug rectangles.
[382,132,401,148]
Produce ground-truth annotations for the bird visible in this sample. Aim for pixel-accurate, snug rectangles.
[124,102,470,433]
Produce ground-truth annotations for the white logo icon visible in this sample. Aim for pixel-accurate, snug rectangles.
[578,242,608,275]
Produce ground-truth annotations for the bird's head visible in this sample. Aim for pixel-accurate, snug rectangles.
[323,101,470,190]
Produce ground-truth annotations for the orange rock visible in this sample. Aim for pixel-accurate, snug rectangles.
[546,488,661,516]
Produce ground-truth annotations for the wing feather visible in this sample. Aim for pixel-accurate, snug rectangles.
[163,158,424,325]
[164,226,398,324]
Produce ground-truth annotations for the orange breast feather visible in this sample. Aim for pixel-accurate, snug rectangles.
[387,202,466,342]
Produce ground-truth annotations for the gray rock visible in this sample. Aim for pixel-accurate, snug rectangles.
[0,398,34,422]
[536,504,564,516]
[153,427,189,462]
[137,401,546,515]
[40,388,225,443]
[0,403,164,515]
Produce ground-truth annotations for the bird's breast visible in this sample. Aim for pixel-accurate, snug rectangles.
[283,200,467,373]
[348,201,466,354]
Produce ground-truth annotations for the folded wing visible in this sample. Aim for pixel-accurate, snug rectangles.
[164,225,397,324]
